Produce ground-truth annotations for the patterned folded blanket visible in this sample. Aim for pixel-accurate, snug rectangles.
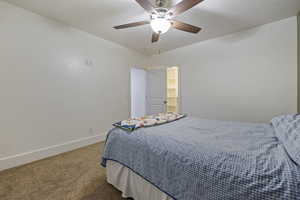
[113,112,186,131]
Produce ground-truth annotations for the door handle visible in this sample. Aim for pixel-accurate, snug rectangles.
[163,101,168,104]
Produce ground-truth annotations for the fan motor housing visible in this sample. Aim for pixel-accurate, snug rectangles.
[155,0,169,7]
[151,7,171,20]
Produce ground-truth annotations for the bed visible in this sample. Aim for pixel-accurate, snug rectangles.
[101,115,300,200]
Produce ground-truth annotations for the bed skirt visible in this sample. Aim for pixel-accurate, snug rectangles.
[106,160,173,200]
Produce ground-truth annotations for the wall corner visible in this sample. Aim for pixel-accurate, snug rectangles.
[298,13,300,113]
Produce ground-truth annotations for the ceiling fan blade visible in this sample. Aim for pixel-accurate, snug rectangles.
[135,0,155,13]
[171,20,202,33]
[152,32,160,43]
[168,0,204,17]
[114,21,149,29]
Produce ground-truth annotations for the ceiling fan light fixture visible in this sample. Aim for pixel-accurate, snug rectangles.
[150,18,171,34]
[114,0,204,43]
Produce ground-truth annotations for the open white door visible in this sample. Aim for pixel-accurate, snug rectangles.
[146,68,166,115]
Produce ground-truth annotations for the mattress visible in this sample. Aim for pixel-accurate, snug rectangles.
[106,160,173,200]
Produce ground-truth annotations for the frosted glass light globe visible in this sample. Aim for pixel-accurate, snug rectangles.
[150,18,171,34]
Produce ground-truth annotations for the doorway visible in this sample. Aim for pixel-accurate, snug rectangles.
[130,66,180,118]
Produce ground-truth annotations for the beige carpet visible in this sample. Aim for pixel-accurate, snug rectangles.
[0,142,127,200]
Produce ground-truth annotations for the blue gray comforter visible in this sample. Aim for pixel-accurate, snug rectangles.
[102,117,300,200]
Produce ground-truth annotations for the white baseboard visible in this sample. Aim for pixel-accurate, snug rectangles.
[0,133,107,171]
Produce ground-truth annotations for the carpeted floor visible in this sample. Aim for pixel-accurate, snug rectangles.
[0,142,127,200]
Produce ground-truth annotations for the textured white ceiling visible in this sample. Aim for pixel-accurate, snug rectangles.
[4,0,300,55]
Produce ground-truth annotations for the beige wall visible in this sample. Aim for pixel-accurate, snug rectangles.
[147,17,298,123]
[0,1,146,170]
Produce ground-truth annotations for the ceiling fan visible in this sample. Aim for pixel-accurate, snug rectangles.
[114,0,204,43]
